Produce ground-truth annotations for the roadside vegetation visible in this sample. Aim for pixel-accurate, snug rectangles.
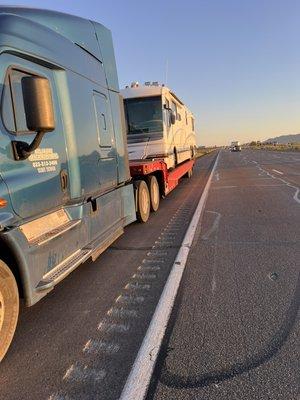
[196,146,217,157]
[247,141,300,152]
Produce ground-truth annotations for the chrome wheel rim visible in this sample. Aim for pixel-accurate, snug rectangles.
[141,188,149,215]
[153,183,159,205]
[0,290,4,332]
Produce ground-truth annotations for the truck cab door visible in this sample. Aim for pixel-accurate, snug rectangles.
[93,92,118,192]
[0,54,70,220]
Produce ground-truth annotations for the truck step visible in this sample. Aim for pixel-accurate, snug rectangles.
[35,226,124,292]
[91,227,124,261]
[36,248,92,291]
[29,219,81,247]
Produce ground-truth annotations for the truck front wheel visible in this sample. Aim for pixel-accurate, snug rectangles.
[0,260,19,362]
[135,180,150,223]
[147,175,160,212]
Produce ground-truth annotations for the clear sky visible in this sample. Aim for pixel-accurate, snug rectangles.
[3,0,300,146]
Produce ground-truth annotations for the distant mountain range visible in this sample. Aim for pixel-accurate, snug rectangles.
[264,133,300,144]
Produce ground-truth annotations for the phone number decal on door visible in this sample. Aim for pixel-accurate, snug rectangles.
[28,148,59,174]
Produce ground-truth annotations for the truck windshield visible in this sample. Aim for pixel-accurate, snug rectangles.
[124,96,163,135]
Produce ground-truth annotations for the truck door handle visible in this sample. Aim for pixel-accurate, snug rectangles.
[60,169,68,192]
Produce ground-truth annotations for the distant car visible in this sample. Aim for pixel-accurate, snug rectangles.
[231,145,241,152]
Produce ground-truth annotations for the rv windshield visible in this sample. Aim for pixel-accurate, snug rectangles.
[124,96,163,135]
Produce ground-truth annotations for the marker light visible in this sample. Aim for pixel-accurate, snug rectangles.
[0,198,7,208]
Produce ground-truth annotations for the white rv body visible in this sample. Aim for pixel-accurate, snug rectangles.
[121,83,197,169]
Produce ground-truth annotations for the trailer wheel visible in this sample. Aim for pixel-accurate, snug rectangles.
[174,147,178,166]
[147,175,160,212]
[135,180,150,223]
[185,168,193,179]
[0,260,19,362]
[190,146,195,159]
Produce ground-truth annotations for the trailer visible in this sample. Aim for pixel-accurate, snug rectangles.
[130,158,194,223]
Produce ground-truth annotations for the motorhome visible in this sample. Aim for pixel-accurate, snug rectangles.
[121,82,197,169]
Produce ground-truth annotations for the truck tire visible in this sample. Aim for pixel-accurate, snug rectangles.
[135,180,150,223]
[0,260,19,362]
[147,175,160,212]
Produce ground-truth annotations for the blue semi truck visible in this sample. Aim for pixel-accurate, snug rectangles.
[0,7,195,361]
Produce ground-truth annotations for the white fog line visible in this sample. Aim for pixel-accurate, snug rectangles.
[272,169,283,175]
[119,151,220,400]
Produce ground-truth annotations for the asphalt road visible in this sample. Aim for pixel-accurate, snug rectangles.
[147,149,300,400]
[0,152,217,400]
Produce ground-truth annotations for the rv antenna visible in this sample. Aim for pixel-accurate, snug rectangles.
[165,59,169,86]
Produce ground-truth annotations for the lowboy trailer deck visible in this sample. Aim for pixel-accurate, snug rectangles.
[130,158,194,222]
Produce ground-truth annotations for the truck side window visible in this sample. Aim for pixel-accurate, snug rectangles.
[2,69,35,134]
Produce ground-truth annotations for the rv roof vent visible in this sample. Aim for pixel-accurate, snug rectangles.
[152,81,159,86]
[145,81,151,86]
[130,81,139,88]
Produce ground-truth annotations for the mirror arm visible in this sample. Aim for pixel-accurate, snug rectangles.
[12,131,46,161]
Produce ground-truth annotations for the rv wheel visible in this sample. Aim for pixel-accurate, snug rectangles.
[135,180,150,223]
[147,175,160,212]
[0,260,19,362]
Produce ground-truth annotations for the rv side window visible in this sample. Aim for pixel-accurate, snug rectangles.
[2,69,37,134]
[171,101,177,119]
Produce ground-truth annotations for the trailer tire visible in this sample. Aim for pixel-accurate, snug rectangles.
[147,175,160,212]
[190,145,195,159]
[135,180,150,223]
[0,260,19,362]
[174,147,178,166]
[185,168,193,179]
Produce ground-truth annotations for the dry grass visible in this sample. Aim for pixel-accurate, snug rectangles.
[251,144,300,152]
[196,147,216,158]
